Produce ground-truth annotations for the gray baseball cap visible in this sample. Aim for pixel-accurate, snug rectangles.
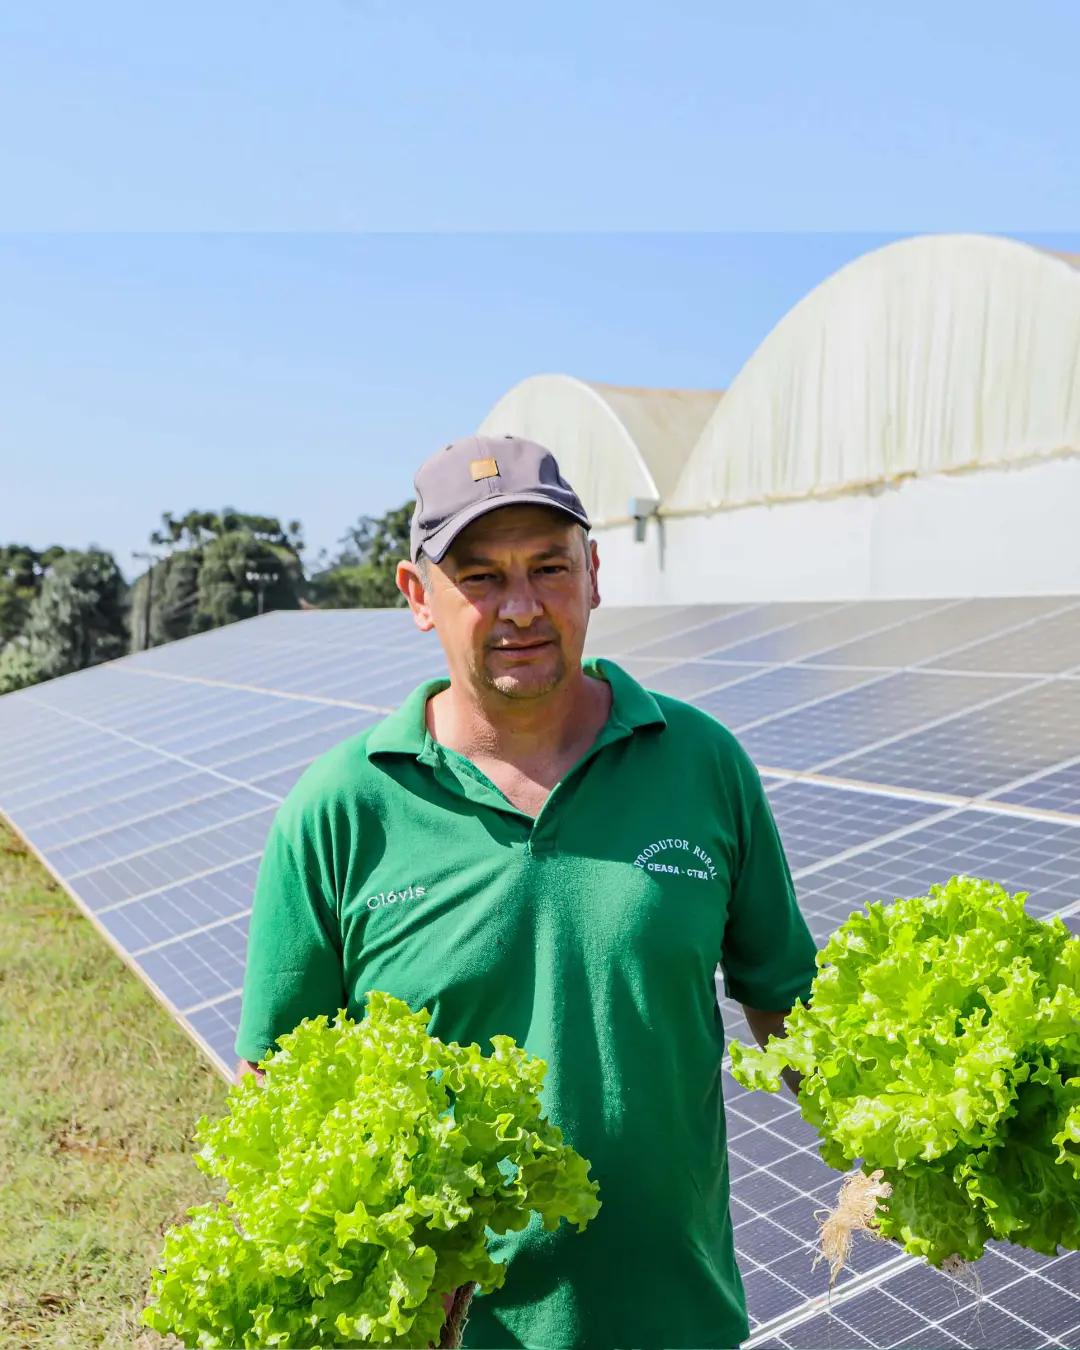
[410,434,591,563]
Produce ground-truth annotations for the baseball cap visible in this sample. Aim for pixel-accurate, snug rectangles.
[410,434,591,563]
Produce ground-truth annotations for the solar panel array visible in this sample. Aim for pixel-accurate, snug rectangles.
[3,596,1080,1349]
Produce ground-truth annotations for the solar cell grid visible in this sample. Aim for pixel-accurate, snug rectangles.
[182,702,369,766]
[332,671,436,707]
[40,786,273,876]
[0,701,134,759]
[616,606,765,654]
[30,685,239,747]
[98,858,260,954]
[8,762,204,837]
[11,761,221,835]
[618,604,829,661]
[925,602,1080,675]
[0,732,124,798]
[249,763,312,798]
[992,758,1080,815]
[827,678,1080,800]
[137,915,250,1012]
[582,605,716,652]
[113,688,303,744]
[263,649,446,700]
[186,993,244,1068]
[0,710,102,766]
[28,665,195,716]
[254,637,430,681]
[259,657,399,697]
[792,808,1080,944]
[722,1071,903,1330]
[211,716,378,782]
[70,807,277,911]
[0,744,163,811]
[758,1250,1080,1350]
[803,596,1068,669]
[23,772,216,848]
[695,664,885,734]
[764,780,946,873]
[739,671,1032,773]
[642,659,771,699]
[704,599,946,666]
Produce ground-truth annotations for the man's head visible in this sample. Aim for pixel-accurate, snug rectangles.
[397,436,599,702]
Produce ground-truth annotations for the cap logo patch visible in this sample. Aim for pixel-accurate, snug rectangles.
[470,457,499,481]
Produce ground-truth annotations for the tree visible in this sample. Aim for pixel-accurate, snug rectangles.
[134,509,306,649]
[192,532,302,632]
[0,544,65,646]
[0,640,39,695]
[129,549,203,652]
[22,550,128,681]
[308,501,414,610]
[151,509,304,554]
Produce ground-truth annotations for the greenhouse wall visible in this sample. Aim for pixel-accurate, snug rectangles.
[591,454,1080,606]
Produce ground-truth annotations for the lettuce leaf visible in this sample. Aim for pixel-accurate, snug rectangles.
[142,991,600,1348]
[729,877,1080,1266]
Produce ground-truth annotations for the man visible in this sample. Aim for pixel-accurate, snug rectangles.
[235,434,818,1350]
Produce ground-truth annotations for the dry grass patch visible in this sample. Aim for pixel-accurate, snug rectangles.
[0,818,230,1349]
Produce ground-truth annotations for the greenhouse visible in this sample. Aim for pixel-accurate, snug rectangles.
[478,236,1080,605]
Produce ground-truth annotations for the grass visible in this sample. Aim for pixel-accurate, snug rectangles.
[0,815,231,1349]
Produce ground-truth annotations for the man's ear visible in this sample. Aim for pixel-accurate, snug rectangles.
[397,560,435,632]
[588,537,601,609]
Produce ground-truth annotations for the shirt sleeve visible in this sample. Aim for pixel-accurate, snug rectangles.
[719,760,818,1012]
[234,815,347,1063]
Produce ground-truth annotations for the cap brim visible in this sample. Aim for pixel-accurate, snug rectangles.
[418,494,592,563]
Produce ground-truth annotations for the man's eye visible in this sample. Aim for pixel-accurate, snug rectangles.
[536,564,568,575]
[462,572,496,583]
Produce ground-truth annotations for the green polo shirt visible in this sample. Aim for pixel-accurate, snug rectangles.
[236,659,817,1350]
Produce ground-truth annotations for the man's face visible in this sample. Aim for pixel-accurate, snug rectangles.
[400,505,600,700]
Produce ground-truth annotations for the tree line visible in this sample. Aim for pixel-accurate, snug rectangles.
[0,502,413,696]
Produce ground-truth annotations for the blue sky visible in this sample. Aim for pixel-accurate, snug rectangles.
[4,231,1079,575]
[1,2,1077,573]
[2,1,1078,230]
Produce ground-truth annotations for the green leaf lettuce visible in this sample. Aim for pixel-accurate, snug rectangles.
[729,877,1080,1266]
[143,992,600,1347]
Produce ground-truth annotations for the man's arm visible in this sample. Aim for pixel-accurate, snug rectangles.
[233,815,347,1074]
[742,1004,802,1097]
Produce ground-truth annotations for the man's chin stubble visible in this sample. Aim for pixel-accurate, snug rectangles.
[482,660,566,700]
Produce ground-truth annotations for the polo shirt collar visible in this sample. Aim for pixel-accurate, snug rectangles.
[365,657,666,761]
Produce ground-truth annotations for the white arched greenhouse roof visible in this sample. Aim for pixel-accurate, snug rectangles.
[668,234,1080,514]
[478,374,722,525]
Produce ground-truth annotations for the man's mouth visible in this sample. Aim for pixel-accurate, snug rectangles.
[489,639,554,654]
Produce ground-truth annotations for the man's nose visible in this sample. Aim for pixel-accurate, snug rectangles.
[498,578,544,627]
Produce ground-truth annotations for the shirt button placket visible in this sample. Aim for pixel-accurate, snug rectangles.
[528,826,555,856]
[528,802,558,856]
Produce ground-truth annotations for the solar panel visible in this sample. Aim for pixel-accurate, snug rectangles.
[763,780,945,873]
[740,670,1033,773]
[4,597,1080,1350]
[925,605,1080,675]
[993,758,1080,815]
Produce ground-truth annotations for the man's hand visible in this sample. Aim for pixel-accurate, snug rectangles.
[741,1005,802,1097]
[235,1058,265,1087]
